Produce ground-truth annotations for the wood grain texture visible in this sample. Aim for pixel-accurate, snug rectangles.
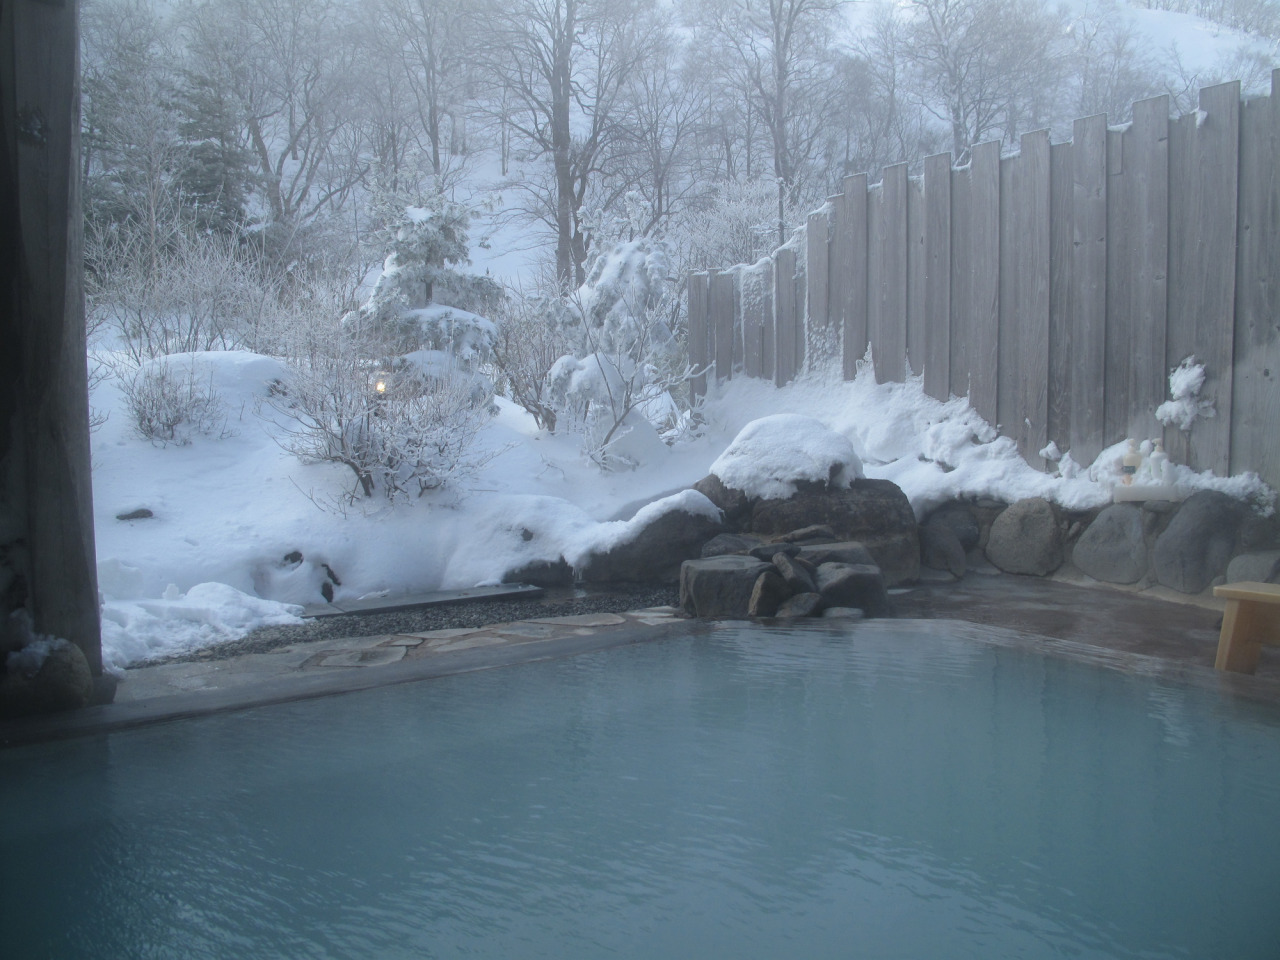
[967,141,1001,423]
[774,247,798,385]
[923,153,951,400]
[1230,70,1280,493]
[841,174,869,380]
[906,175,927,379]
[1016,130,1051,468]
[687,272,709,402]
[1069,114,1108,465]
[876,163,909,382]
[806,210,831,371]
[1166,82,1240,473]
[710,269,736,381]
[949,162,973,401]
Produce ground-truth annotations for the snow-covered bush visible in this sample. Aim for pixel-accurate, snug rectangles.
[490,283,575,431]
[542,239,694,468]
[265,331,498,504]
[117,356,228,446]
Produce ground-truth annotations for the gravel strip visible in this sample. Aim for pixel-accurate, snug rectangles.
[140,584,681,666]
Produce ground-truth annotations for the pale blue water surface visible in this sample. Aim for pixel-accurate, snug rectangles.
[3,621,1280,959]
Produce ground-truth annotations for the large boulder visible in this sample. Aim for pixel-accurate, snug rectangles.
[0,639,93,718]
[924,502,981,552]
[700,533,764,558]
[799,541,876,567]
[773,552,817,594]
[1072,504,1146,584]
[1153,491,1246,593]
[679,556,772,617]
[816,562,890,617]
[985,498,1063,576]
[776,592,824,618]
[579,495,724,583]
[919,522,966,578]
[748,569,791,617]
[692,474,753,530]
[1225,550,1280,585]
[749,479,919,585]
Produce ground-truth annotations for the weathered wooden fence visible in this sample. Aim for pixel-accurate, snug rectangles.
[688,72,1280,493]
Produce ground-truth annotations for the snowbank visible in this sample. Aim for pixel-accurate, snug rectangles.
[710,414,863,500]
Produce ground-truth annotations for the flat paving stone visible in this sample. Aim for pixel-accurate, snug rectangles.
[314,647,407,668]
[527,613,627,627]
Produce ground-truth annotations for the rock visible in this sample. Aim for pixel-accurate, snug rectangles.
[0,640,93,717]
[581,506,724,583]
[775,592,824,618]
[985,498,1063,576]
[924,503,980,551]
[115,508,153,521]
[815,562,890,617]
[693,474,752,530]
[1225,550,1280,585]
[1072,505,1147,584]
[773,553,817,594]
[701,533,764,558]
[920,523,966,578]
[750,479,919,585]
[505,558,574,587]
[748,570,792,617]
[1153,491,1245,594]
[773,524,837,544]
[679,556,772,618]
[750,542,799,561]
[821,606,865,620]
[799,541,877,567]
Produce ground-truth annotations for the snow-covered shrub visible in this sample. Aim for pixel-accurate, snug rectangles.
[265,332,498,504]
[543,239,694,468]
[490,283,575,431]
[117,356,228,446]
[1156,356,1216,431]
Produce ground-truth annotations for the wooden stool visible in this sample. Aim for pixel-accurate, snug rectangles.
[1213,582,1280,673]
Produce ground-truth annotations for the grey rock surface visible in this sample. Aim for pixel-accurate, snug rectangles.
[1153,491,1244,594]
[701,533,764,558]
[580,506,723,583]
[816,562,890,617]
[773,553,818,594]
[775,592,824,618]
[924,503,980,551]
[692,474,752,530]
[920,522,967,578]
[748,569,791,617]
[1072,504,1147,584]
[679,556,772,618]
[985,498,1064,576]
[1225,550,1280,585]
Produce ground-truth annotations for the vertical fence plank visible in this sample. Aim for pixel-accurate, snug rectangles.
[1167,82,1240,473]
[949,164,973,401]
[923,153,952,400]
[829,189,849,373]
[1127,96,1170,443]
[1049,140,1073,454]
[968,141,1001,424]
[774,247,798,385]
[741,268,764,379]
[1069,114,1108,465]
[806,210,830,369]
[1104,124,1130,447]
[1017,131,1051,467]
[875,162,909,382]
[710,269,736,382]
[761,258,776,381]
[687,272,709,404]
[998,153,1018,450]
[867,182,885,379]
[906,175,927,378]
[1230,70,1280,491]
[842,175,869,379]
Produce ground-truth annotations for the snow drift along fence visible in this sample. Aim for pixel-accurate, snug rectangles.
[688,72,1280,493]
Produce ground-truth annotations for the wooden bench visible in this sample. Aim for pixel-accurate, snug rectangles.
[1213,582,1280,673]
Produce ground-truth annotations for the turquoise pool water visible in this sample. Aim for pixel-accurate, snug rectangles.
[3,621,1280,959]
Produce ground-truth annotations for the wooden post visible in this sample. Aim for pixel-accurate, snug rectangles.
[871,163,908,383]
[1068,114,1108,466]
[967,141,1001,424]
[710,270,736,382]
[687,272,709,404]
[841,174,869,380]
[806,211,830,370]
[774,247,798,385]
[1,0,103,674]
[923,153,952,401]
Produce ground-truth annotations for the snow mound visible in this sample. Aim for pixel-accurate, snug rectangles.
[710,414,864,500]
[564,489,721,567]
[100,582,303,676]
[1156,356,1215,431]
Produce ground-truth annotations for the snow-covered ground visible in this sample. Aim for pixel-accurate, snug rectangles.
[90,349,1273,675]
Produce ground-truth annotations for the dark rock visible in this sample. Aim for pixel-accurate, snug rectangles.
[320,581,334,602]
[815,562,890,617]
[692,474,752,530]
[1239,512,1280,551]
[321,563,341,585]
[115,508,153,521]
[924,503,980,551]
[1142,499,1179,515]
[920,523,966,578]
[821,606,865,620]
[750,542,799,561]
[773,553,817,594]
[0,641,93,717]
[282,550,303,566]
[750,479,919,585]
[679,556,772,617]
[793,555,818,578]
[773,524,837,544]
[581,506,724,583]
[701,533,765,558]
[1225,550,1280,585]
[748,569,792,617]
[985,498,1063,576]
[799,541,876,567]
[775,592,824,618]
[1072,504,1146,584]
[1153,491,1246,594]
[505,558,574,587]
